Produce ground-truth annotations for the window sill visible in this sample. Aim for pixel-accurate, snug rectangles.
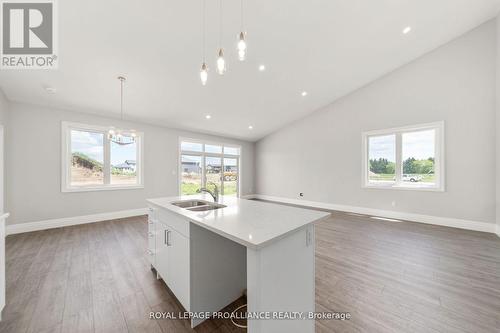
[363,183,444,192]
[62,185,144,193]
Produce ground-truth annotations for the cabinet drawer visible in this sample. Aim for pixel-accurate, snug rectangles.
[158,209,190,238]
[147,218,156,266]
[147,206,157,222]
[148,219,156,233]
[147,248,155,265]
[148,231,155,251]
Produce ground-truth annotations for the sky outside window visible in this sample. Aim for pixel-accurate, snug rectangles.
[71,130,103,162]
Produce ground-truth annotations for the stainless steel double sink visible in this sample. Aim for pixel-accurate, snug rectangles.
[171,200,226,212]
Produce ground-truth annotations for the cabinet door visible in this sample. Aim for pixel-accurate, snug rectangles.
[155,222,169,280]
[168,229,190,311]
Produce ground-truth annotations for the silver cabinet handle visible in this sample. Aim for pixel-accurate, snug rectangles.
[148,232,154,237]
[306,228,313,247]
[166,230,172,246]
[164,229,168,244]
[147,249,153,255]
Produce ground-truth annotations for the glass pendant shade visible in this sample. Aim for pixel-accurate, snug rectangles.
[237,32,246,61]
[216,48,226,75]
[200,62,208,85]
[108,132,136,145]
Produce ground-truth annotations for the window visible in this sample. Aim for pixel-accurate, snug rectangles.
[180,139,240,196]
[110,138,138,185]
[362,122,444,191]
[62,122,143,192]
[70,130,104,186]
[368,134,396,184]
[181,155,202,194]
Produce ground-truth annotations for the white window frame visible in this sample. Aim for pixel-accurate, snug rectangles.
[61,121,144,192]
[178,137,241,197]
[362,121,445,192]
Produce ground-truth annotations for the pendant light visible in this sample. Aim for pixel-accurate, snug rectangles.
[216,49,225,75]
[237,0,246,61]
[216,0,226,75]
[200,0,208,85]
[108,76,136,145]
[200,63,208,85]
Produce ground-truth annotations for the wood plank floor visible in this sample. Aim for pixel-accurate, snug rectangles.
[1,210,500,332]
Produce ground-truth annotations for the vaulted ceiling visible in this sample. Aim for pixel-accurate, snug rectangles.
[1,0,499,141]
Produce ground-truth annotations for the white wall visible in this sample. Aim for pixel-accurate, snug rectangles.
[0,90,8,127]
[0,90,8,214]
[256,20,497,225]
[6,102,255,225]
[497,17,500,235]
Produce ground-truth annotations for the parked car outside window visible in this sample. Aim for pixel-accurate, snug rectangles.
[402,174,422,182]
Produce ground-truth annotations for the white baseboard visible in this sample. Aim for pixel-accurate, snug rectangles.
[251,194,497,234]
[6,197,498,236]
[6,208,147,236]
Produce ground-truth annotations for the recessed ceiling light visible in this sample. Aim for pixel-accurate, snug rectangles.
[403,26,412,34]
[258,65,265,71]
[205,115,211,119]
[248,125,253,130]
[44,87,57,94]
[301,91,308,97]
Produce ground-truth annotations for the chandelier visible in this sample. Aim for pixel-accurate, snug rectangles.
[107,76,137,145]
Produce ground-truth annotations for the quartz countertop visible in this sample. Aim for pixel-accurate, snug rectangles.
[147,195,330,249]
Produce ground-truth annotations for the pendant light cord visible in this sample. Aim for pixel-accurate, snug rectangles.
[240,0,243,31]
[202,0,206,62]
[219,0,222,48]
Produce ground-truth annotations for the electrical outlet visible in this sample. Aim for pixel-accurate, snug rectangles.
[299,192,304,197]
[391,201,396,207]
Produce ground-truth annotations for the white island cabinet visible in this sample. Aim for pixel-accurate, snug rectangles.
[151,208,191,310]
[147,195,330,333]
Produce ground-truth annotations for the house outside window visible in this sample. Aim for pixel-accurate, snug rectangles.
[179,138,240,196]
[62,122,144,192]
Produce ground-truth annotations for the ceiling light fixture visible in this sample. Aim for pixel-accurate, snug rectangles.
[197,0,251,82]
[107,76,136,145]
[258,65,265,71]
[44,86,57,93]
[200,0,208,85]
[206,115,212,119]
[248,125,253,130]
[237,32,247,61]
[301,91,308,97]
[216,49,226,75]
[237,0,247,61]
[200,63,208,85]
[216,0,226,75]
[403,26,412,34]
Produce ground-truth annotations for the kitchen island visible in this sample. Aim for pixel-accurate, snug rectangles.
[147,195,330,333]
